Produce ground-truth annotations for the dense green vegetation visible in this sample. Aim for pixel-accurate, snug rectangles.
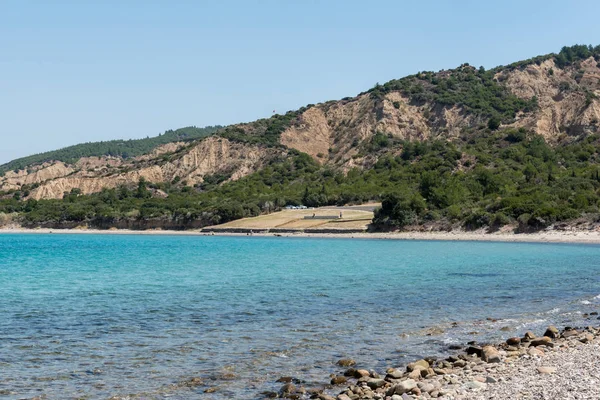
[372,129,600,231]
[218,110,303,146]
[554,44,600,68]
[370,63,538,126]
[4,127,600,232]
[3,44,600,232]
[369,44,600,129]
[0,126,221,175]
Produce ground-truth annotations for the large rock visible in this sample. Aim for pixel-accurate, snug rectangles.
[523,331,536,341]
[386,369,404,379]
[530,336,552,347]
[406,359,429,372]
[544,325,559,338]
[482,346,501,363]
[354,369,370,378]
[580,333,594,343]
[418,383,435,393]
[392,378,417,395]
[563,329,580,338]
[407,369,421,380]
[506,337,521,346]
[366,378,386,389]
[466,345,483,357]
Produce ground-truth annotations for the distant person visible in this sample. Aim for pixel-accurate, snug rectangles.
[339,211,343,219]
[312,213,316,218]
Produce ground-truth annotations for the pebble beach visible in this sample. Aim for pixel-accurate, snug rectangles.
[278,324,600,400]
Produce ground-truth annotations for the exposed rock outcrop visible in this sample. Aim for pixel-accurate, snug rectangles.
[24,137,283,200]
[3,53,600,200]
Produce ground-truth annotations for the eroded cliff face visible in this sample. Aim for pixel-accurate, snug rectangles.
[0,162,75,192]
[4,55,600,200]
[5,137,282,200]
[280,92,473,170]
[278,56,600,169]
[500,58,600,140]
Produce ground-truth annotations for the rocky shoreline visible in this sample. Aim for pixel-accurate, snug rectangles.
[270,324,600,400]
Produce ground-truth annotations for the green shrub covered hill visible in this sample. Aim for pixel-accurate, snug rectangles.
[2,44,600,232]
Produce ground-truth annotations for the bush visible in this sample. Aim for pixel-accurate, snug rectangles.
[488,116,501,130]
[490,212,510,227]
[463,209,490,230]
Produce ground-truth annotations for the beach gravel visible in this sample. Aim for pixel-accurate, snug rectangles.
[472,339,600,399]
[312,326,600,400]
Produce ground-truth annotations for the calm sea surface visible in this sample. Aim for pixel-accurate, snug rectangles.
[1,234,600,399]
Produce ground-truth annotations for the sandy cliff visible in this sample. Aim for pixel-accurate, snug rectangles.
[12,137,282,200]
[3,54,600,200]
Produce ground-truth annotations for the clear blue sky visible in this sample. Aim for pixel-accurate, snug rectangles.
[1,0,600,164]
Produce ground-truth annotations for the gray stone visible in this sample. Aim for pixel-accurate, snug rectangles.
[418,383,435,393]
[386,369,404,379]
[366,378,386,389]
[393,378,417,395]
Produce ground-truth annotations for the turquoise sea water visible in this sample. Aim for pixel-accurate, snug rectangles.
[1,234,600,399]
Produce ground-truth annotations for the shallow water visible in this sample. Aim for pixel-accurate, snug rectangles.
[1,234,599,399]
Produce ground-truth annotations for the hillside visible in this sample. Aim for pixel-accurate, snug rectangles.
[1,44,600,232]
[0,125,222,175]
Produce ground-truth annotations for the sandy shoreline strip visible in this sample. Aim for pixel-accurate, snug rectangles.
[2,226,600,244]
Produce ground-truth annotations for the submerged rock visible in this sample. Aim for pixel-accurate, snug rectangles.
[336,358,356,367]
[330,375,347,385]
